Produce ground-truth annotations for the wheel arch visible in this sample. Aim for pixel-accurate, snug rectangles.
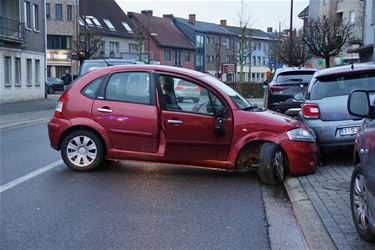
[234,138,290,173]
[58,125,110,158]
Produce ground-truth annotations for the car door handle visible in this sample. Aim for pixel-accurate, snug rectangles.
[97,107,113,113]
[167,119,183,124]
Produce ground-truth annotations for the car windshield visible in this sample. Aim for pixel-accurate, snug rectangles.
[202,75,252,110]
[276,71,314,85]
[310,72,375,100]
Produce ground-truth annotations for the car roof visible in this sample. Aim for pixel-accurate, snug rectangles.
[274,67,316,76]
[83,59,137,63]
[88,64,207,78]
[314,63,375,78]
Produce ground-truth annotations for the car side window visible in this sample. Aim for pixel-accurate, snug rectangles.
[105,72,150,104]
[82,76,104,99]
[159,75,223,115]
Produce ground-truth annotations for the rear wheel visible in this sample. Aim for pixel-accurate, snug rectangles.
[61,130,104,171]
[48,86,54,94]
[258,142,285,185]
[350,164,375,242]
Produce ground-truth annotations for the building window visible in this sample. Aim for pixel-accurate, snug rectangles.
[261,73,265,80]
[47,35,71,49]
[175,50,182,66]
[262,57,266,66]
[225,55,231,62]
[27,59,32,86]
[46,3,50,18]
[226,38,230,49]
[257,56,261,66]
[122,21,133,33]
[252,56,256,66]
[24,1,31,29]
[103,19,116,31]
[164,50,171,61]
[67,5,72,21]
[55,4,62,20]
[184,51,190,62]
[15,58,21,86]
[109,41,120,54]
[4,57,12,87]
[129,43,138,53]
[99,41,105,54]
[33,4,39,31]
[196,35,204,48]
[251,73,255,81]
[35,60,40,86]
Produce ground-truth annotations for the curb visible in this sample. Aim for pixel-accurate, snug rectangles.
[284,177,337,250]
[0,118,51,130]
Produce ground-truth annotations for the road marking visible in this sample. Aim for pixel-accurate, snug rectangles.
[0,160,63,193]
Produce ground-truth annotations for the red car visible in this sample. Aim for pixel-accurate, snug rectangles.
[48,65,318,184]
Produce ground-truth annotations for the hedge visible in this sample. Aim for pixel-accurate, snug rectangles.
[225,82,265,98]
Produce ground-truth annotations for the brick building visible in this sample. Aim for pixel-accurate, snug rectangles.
[128,11,195,68]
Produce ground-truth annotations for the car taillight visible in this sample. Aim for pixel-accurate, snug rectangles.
[302,104,320,119]
[175,86,184,90]
[194,86,201,91]
[55,92,67,118]
[270,85,288,93]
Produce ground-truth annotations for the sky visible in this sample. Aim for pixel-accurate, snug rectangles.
[116,0,310,32]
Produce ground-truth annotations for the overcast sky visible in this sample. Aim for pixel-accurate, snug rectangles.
[116,0,309,32]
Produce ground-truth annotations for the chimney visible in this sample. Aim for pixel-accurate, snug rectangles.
[163,14,174,21]
[189,14,196,24]
[267,27,273,33]
[141,10,153,16]
[220,20,227,27]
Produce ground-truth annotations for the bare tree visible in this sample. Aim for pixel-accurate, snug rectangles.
[71,27,102,65]
[133,23,146,62]
[279,31,310,67]
[303,17,351,68]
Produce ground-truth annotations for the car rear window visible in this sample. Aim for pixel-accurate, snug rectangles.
[82,76,104,99]
[276,71,314,85]
[309,72,375,100]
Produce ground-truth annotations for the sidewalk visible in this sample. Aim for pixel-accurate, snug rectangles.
[285,152,375,250]
[0,95,59,129]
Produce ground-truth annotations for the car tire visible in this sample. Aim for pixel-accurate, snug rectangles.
[61,130,104,171]
[48,86,54,94]
[350,164,375,242]
[193,97,200,103]
[258,142,285,185]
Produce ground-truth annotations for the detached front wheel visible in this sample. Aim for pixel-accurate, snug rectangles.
[258,142,285,185]
[61,130,104,171]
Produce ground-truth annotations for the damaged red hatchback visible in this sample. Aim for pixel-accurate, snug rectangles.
[48,65,318,184]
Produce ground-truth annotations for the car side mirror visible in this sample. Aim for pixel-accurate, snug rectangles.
[348,90,373,118]
[213,106,229,119]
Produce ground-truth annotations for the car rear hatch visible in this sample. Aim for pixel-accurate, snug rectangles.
[270,71,314,102]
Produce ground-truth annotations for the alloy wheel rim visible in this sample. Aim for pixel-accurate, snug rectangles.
[352,174,369,231]
[66,136,97,167]
[274,150,284,181]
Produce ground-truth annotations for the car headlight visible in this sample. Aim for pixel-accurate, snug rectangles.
[287,128,316,142]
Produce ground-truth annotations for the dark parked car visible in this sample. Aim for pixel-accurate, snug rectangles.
[79,59,143,76]
[45,77,65,94]
[299,64,375,150]
[264,67,316,115]
[48,65,318,185]
[348,90,375,242]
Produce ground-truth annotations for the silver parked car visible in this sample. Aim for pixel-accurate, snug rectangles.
[348,89,375,242]
[299,64,375,150]
[175,79,200,103]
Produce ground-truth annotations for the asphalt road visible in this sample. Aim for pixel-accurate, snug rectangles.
[0,122,274,249]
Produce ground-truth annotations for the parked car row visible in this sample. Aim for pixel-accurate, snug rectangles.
[265,64,375,242]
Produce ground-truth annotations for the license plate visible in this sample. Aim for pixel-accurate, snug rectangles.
[339,127,360,136]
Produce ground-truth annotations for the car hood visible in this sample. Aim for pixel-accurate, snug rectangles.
[235,109,308,134]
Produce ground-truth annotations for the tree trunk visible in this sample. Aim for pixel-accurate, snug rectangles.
[325,57,330,68]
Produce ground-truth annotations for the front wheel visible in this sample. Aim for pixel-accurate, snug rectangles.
[48,86,54,94]
[61,130,104,171]
[350,164,375,242]
[258,142,285,185]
